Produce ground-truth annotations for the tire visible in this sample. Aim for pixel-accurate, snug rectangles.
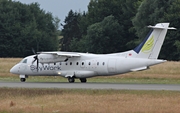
[68,77,75,83]
[20,78,26,82]
[80,78,87,83]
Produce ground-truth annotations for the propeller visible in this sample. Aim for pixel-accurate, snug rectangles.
[32,48,39,72]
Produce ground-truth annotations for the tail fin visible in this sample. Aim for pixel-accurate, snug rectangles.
[133,23,175,59]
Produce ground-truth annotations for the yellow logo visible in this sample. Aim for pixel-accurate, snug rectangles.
[141,36,154,53]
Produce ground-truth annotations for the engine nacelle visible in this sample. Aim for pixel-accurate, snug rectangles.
[38,54,66,63]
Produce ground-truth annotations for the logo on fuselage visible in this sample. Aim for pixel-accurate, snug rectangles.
[30,65,61,71]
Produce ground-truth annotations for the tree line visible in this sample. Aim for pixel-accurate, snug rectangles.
[0,0,59,57]
[61,0,180,61]
[1,0,180,61]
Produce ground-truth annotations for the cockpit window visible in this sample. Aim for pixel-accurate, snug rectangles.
[20,59,27,63]
[23,59,27,63]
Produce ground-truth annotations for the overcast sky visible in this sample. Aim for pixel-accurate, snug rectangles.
[13,0,90,29]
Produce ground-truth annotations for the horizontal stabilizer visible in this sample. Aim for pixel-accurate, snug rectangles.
[147,24,176,29]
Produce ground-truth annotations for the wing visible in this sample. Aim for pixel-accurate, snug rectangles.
[39,52,81,57]
[37,52,81,63]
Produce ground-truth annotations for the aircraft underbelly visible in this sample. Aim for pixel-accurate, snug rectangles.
[75,71,96,78]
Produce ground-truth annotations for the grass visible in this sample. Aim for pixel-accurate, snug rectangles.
[0,88,180,113]
[1,58,180,84]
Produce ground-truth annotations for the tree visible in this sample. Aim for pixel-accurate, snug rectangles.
[83,15,122,53]
[0,0,59,57]
[64,0,143,53]
[61,10,82,51]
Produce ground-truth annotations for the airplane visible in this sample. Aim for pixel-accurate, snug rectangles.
[10,23,175,83]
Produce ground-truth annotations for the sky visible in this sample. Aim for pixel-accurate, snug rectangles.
[13,0,90,29]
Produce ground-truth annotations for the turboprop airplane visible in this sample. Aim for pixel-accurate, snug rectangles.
[10,23,175,83]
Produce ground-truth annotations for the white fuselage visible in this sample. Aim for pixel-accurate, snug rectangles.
[10,52,165,78]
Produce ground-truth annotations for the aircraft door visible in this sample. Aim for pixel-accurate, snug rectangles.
[107,59,116,73]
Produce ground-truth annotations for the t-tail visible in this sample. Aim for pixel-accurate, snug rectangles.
[130,23,175,59]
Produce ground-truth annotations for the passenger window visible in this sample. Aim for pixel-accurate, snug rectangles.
[76,62,79,65]
[103,62,105,65]
[66,62,68,65]
[89,62,91,65]
[82,62,84,65]
[97,62,99,65]
[70,62,72,65]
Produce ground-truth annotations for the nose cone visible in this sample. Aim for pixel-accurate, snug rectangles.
[10,65,19,74]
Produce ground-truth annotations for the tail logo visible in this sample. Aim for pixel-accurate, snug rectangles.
[141,36,154,53]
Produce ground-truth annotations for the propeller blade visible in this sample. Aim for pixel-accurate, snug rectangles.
[32,55,37,64]
[36,55,39,72]
[32,48,36,55]
[31,48,39,72]
[64,57,69,62]
[32,59,36,64]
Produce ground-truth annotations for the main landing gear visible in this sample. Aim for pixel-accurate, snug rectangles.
[68,77,75,83]
[80,78,87,83]
[68,77,87,83]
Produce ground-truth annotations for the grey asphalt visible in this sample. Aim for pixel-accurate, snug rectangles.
[0,82,180,91]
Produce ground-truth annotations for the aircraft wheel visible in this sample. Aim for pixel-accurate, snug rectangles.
[80,78,87,83]
[20,78,26,82]
[68,77,75,83]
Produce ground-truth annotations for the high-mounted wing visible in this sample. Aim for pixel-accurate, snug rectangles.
[39,52,81,57]
[37,52,81,63]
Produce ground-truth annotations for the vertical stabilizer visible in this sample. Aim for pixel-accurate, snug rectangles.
[133,23,175,59]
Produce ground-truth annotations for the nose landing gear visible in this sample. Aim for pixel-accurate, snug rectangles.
[19,75,28,82]
[20,78,26,82]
